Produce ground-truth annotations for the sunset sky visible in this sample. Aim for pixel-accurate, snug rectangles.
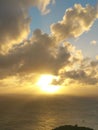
[0,0,98,96]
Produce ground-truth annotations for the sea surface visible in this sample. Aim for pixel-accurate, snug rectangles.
[0,94,98,130]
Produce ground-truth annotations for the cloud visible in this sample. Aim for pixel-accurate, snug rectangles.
[65,69,98,85]
[51,4,98,41]
[0,0,54,53]
[0,3,98,90]
[96,55,98,60]
[91,40,97,45]
[55,58,98,86]
[34,0,55,14]
[0,29,71,79]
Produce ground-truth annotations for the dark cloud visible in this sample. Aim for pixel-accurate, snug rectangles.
[0,29,71,79]
[65,69,98,85]
[0,0,54,53]
[55,58,98,86]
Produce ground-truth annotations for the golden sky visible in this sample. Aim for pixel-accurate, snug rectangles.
[0,0,98,96]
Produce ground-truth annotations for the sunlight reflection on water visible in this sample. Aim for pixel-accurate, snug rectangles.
[0,95,98,130]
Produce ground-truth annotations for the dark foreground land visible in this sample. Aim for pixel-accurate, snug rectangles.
[52,125,94,130]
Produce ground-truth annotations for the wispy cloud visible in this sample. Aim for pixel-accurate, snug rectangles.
[91,40,97,45]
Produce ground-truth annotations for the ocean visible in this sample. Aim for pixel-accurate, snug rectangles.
[0,94,98,130]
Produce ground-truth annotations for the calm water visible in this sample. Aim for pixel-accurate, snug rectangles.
[0,94,98,130]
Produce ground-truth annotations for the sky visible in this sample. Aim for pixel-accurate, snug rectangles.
[0,0,98,96]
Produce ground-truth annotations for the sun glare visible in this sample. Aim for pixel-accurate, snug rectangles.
[37,75,60,94]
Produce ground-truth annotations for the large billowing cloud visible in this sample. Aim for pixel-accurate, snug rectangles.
[0,0,54,53]
[0,3,98,90]
[51,4,98,41]
[0,29,71,79]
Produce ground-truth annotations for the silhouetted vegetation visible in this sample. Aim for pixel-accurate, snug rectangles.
[52,125,94,130]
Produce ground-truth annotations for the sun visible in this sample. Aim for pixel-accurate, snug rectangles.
[37,74,60,94]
